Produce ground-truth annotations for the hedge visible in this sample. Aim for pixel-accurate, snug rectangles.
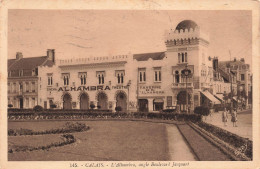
[8,110,202,122]
[196,121,252,159]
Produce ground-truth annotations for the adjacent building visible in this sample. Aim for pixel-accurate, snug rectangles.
[7,50,55,108]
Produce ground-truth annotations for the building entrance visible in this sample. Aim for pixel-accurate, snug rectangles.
[138,99,148,112]
[97,92,108,110]
[63,93,72,109]
[177,91,191,112]
[19,98,23,109]
[116,92,127,112]
[80,93,89,110]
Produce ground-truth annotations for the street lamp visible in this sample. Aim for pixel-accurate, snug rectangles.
[181,65,192,113]
[127,80,131,113]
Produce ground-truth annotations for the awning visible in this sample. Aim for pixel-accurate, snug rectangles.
[153,98,164,103]
[215,94,224,102]
[200,90,221,104]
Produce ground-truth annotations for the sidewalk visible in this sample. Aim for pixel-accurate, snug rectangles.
[203,110,252,140]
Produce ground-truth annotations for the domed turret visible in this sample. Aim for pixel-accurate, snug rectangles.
[175,20,198,31]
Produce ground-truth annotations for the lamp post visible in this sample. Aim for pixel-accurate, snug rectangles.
[182,65,191,113]
[127,80,131,113]
[227,64,233,115]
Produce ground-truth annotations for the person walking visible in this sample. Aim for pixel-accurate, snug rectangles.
[222,108,228,126]
[231,108,238,127]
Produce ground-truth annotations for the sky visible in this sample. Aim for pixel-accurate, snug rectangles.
[8,10,252,65]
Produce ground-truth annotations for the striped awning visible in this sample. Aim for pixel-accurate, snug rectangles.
[200,90,221,104]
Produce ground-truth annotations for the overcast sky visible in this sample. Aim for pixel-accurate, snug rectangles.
[8,10,252,65]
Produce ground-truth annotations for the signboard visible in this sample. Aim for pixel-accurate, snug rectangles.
[47,85,129,92]
[139,85,164,95]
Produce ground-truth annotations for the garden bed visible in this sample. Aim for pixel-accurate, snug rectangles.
[194,121,252,160]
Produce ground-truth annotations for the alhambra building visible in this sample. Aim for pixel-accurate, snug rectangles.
[8,20,251,112]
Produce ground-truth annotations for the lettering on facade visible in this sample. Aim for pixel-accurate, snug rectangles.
[139,86,165,94]
[56,85,111,92]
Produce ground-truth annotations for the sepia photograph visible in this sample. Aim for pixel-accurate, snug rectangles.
[0,0,260,169]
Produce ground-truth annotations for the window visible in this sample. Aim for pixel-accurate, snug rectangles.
[115,70,125,84]
[32,98,35,107]
[62,73,70,86]
[8,83,10,93]
[178,52,188,63]
[175,71,180,83]
[241,74,245,81]
[154,68,161,82]
[96,71,105,84]
[31,82,35,92]
[13,83,16,93]
[26,98,29,108]
[25,82,29,92]
[79,72,87,85]
[139,69,146,82]
[19,70,23,77]
[48,75,53,86]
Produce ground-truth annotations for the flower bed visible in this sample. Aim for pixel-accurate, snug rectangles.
[8,134,75,153]
[8,122,89,136]
[196,122,252,160]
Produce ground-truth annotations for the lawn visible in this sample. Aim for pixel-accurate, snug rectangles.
[8,120,169,161]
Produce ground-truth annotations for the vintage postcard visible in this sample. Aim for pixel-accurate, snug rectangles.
[0,0,259,169]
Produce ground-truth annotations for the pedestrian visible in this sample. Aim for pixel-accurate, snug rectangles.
[222,108,228,126]
[231,108,238,127]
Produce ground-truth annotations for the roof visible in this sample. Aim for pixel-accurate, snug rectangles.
[133,52,165,61]
[8,56,53,71]
[175,20,198,31]
[218,60,248,70]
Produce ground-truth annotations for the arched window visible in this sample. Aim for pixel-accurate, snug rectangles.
[174,40,176,45]
[178,53,181,63]
[182,53,184,62]
[175,71,180,83]
[181,39,183,44]
[188,38,190,44]
[185,52,187,62]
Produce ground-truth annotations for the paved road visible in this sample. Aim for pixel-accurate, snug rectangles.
[204,109,252,140]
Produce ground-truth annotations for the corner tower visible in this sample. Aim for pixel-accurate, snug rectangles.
[165,20,212,111]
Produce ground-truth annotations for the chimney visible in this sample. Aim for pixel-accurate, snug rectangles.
[47,49,55,62]
[213,56,218,71]
[240,58,245,63]
[16,52,23,60]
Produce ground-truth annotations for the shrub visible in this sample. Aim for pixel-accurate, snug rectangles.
[115,106,122,112]
[90,104,95,110]
[194,106,210,116]
[8,104,13,108]
[33,105,44,112]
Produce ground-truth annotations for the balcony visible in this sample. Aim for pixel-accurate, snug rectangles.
[172,82,193,88]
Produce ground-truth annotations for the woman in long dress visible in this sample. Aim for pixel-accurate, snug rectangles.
[231,108,238,127]
[222,108,228,126]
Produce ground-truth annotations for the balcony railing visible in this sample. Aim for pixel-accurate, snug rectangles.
[172,82,193,88]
